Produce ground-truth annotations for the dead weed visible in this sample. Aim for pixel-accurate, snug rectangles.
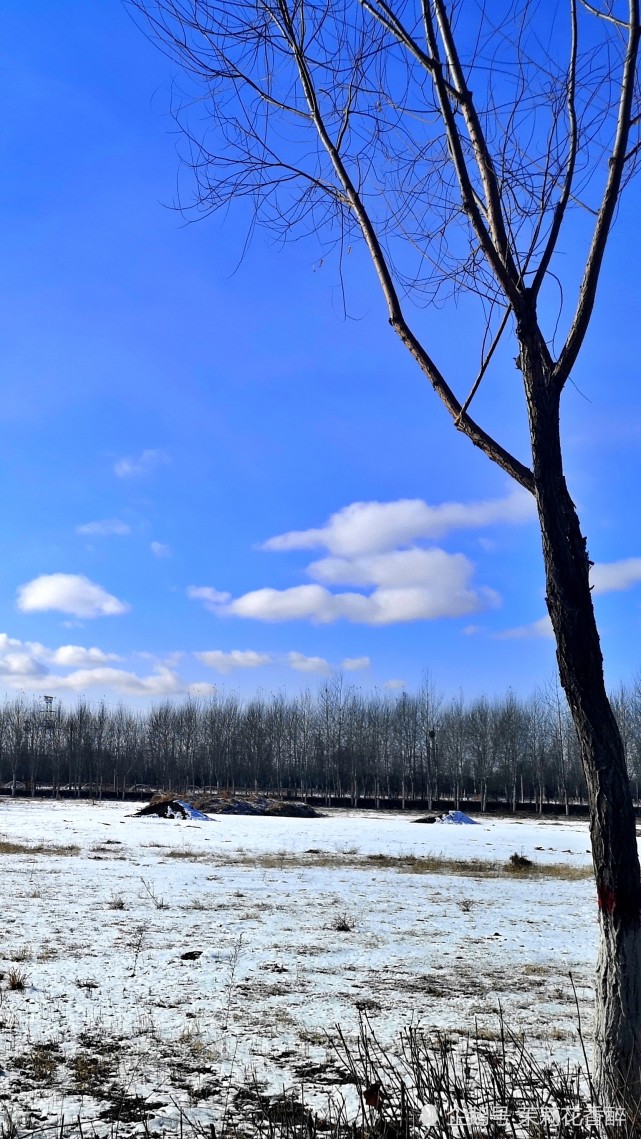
[217,848,591,880]
[0,839,79,856]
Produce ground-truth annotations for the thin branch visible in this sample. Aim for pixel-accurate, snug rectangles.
[358,0,462,102]
[335,79,356,153]
[624,137,641,162]
[417,0,523,309]
[579,0,639,29]
[454,305,512,425]
[431,0,521,292]
[554,0,641,390]
[282,1,533,491]
[531,0,580,299]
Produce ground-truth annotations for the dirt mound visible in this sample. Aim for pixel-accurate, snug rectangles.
[140,792,320,818]
[135,798,213,820]
[195,794,321,818]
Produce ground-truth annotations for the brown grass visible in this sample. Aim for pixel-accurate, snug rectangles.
[7,967,28,991]
[84,838,592,879]
[127,841,591,881]
[0,839,79,856]
[214,849,591,880]
[107,893,127,910]
[70,1050,114,1095]
[8,946,32,963]
[12,1042,61,1084]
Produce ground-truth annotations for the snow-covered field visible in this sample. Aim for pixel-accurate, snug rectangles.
[0,799,598,1135]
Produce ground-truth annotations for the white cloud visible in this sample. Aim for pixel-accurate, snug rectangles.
[308,547,473,589]
[49,645,122,668]
[187,586,232,609]
[227,585,340,623]
[39,665,182,696]
[262,488,534,557]
[205,572,498,626]
[287,651,331,674]
[493,557,641,639]
[0,635,121,677]
[591,558,641,595]
[341,656,371,671]
[0,634,47,678]
[17,574,130,619]
[193,648,348,675]
[189,492,532,629]
[496,615,554,640]
[384,678,406,690]
[195,649,272,674]
[0,633,165,695]
[114,449,170,478]
[188,682,218,695]
[151,541,173,558]
[76,519,131,536]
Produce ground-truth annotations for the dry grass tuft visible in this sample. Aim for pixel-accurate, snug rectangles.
[107,893,127,910]
[8,946,32,963]
[0,839,79,857]
[70,1050,114,1095]
[37,944,59,962]
[12,1042,61,1084]
[7,966,28,991]
[331,912,356,933]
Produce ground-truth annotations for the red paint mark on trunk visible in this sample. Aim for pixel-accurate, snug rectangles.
[598,885,616,913]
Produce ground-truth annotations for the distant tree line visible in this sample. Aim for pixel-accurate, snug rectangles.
[2,677,641,810]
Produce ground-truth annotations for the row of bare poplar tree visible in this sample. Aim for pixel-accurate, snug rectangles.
[2,677,641,808]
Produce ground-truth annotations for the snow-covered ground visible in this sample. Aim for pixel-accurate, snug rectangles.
[0,799,598,1135]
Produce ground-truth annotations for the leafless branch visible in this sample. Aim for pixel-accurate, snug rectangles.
[455,304,513,425]
[531,0,580,297]
[579,0,639,29]
[554,0,640,389]
[128,0,639,486]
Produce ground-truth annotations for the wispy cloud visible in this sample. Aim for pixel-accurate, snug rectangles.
[76,519,131,537]
[188,681,218,695]
[17,574,130,619]
[341,656,371,671]
[287,651,331,674]
[42,665,182,696]
[495,616,554,640]
[495,557,641,640]
[113,449,170,478]
[150,541,173,559]
[384,678,406,690]
[591,558,641,595]
[194,649,272,675]
[187,586,232,609]
[194,648,332,675]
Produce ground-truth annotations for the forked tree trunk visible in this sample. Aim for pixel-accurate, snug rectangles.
[522,326,641,1108]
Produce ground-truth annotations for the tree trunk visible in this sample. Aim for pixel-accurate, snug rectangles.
[523,327,641,1107]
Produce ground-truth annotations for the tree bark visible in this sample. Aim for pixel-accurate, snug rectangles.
[522,316,641,1107]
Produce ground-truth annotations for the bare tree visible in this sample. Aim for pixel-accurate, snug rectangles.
[465,696,492,812]
[130,0,641,1104]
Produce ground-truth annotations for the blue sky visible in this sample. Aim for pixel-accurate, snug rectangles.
[2,0,641,706]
